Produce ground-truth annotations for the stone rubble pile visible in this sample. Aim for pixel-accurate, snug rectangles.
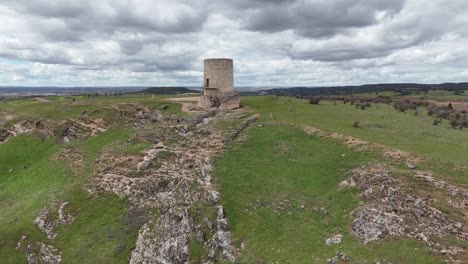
[89,107,245,263]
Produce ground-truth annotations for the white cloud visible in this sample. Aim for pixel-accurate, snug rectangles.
[0,0,467,86]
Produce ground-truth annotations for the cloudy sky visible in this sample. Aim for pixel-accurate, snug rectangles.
[1,0,468,87]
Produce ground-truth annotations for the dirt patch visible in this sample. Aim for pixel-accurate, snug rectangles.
[165,96,200,102]
[34,97,52,103]
[427,100,468,110]
[52,146,85,175]
[0,114,15,125]
[164,96,202,112]
[303,126,421,164]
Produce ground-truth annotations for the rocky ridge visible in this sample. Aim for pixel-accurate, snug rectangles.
[88,106,253,263]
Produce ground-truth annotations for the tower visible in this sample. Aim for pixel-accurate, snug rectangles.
[198,58,240,109]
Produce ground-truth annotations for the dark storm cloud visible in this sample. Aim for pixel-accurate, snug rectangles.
[289,0,468,62]
[239,0,405,38]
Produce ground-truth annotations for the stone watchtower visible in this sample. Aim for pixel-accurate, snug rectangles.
[198,58,240,109]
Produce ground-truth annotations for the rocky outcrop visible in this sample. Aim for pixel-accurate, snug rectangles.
[88,109,246,263]
[348,166,467,263]
[55,118,107,142]
[0,120,38,144]
[206,206,238,262]
[130,208,193,264]
[26,242,62,264]
[34,202,75,240]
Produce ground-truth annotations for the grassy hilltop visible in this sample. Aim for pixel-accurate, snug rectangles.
[0,93,466,263]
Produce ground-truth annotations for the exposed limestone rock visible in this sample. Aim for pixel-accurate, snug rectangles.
[0,120,37,144]
[130,208,193,264]
[56,118,107,142]
[26,242,61,264]
[87,108,248,263]
[34,202,74,240]
[325,234,343,245]
[137,142,166,171]
[206,206,238,262]
[349,165,467,262]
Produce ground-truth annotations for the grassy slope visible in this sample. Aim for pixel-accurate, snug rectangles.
[215,125,445,263]
[242,96,468,166]
[0,95,181,263]
[0,130,138,263]
[356,90,468,102]
[0,94,183,121]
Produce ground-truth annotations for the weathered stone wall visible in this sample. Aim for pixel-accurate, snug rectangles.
[203,59,234,95]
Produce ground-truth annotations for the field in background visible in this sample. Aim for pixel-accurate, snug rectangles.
[242,96,468,167]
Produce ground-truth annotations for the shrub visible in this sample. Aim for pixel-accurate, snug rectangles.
[450,118,459,128]
[309,97,320,104]
[433,118,442,126]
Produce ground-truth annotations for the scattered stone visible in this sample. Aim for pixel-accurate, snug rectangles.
[34,202,74,240]
[325,234,343,245]
[16,235,27,250]
[406,162,416,170]
[26,242,62,264]
[224,115,258,145]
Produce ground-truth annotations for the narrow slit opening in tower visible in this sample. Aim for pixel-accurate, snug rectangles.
[206,78,209,88]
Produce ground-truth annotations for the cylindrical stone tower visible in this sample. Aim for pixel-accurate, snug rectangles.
[203,58,234,95]
[198,58,239,109]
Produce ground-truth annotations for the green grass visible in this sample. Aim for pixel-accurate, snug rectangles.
[0,94,184,122]
[242,96,468,166]
[214,125,446,263]
[0,126,140,263]
[0,135,65,262]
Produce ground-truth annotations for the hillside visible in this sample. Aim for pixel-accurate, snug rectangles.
[261,82,468,97]
[140,87,199,94]
[0,94,466,263]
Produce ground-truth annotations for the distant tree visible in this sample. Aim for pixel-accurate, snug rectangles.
[448,102,453,110]
[309,97,320,104]
[450,118,458,128]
